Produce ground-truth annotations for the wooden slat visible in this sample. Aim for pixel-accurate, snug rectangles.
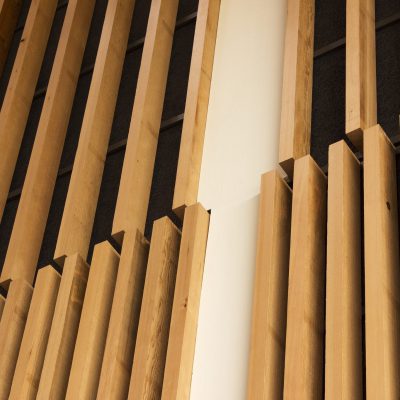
[283,155,327,399]
[364,124,400,398]
[346,0,377,149]
[0,280,33,400]
[112,0,180,244]
[0,0,96,287]
[128,217,181,400]
[325,141,362,399]
[65,241,119,399]
[278,0,315,177]
[246,171,292,400]
[0,0,57,223]
[172,0,220,217]
[54,0,137,263]
[9,266,60,400]
[37,254,89,400]
[162,203,210,399]
[0,295,4,322]
[0,0,23,78]
[97,230,149,399]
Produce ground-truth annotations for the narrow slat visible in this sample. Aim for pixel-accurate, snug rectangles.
[0,280,33,400]
[0,295,4,321]
[0,0,96,286]
[278,0,315,177]
[172,0,220,217]
[346,0,377,149]
[65,241,119,400]
[97,230,149,400]
[0,0,23,78]
[54,0,137,263]
[162,203,210,399]
[0,0,57,223]
[9,266,60,400]
[128,217,181,400]
[283,155,327,399]
[112,0,180,244]
[364,124,400,398]
[246,171,292,400]
[37,254,89,400]
[325,141,362,399]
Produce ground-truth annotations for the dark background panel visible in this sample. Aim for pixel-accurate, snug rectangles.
[0,198,19,275]
[376,0,400,21]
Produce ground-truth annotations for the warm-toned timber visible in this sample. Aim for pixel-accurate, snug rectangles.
[246,171,292,400]
[364,124,400,398]
[0,280,33,400]
[346,0,377,149]
[162,203,210,400]
[0,295,4,321]
[279,0,315,177]
[37,254,89,400]
[65,242,119,399]
[0,0,23,78]
[0,0,96,287]
[54,0,137,263]
[172,0,220,217]
[128,217,181,400]
[97,231,149,400]
[9,266,60,400]
[112,0,180,244]
[325,141,362,400]
[283,155,327,399]
[0,0,57,224]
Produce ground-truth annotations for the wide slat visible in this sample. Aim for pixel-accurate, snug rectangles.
[364,124,400,398]
[128,217,181,400]
[346,0,377,149]
[172,0,220,217]
[0,0,57,223]
[9,266,60,400]
[54,0,137,263]
[325,141,362,400]
[0,0,23,78]
[97,230,149,400]
[37,254,89,400]
[246,171,292,400]
[0,280,33,400]
[112,0,180,244]
[0,0,96,286]
[65,242,119,399]
[278,0,315,177]
[283,155,327,399]
[162,203,210,400]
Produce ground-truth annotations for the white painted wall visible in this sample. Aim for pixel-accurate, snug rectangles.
[191,0,287,398]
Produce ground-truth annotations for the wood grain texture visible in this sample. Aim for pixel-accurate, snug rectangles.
[37,254,89,400]
[364,124,400,399]
[54,0,137,263]
[246,171,292,400]
[0,295,4,322]
[0,280,33,400]
[128,217,181,400]
[0,0,23,78]
[325,141,362,400]
[278,0,315,177]
[162,203,210,400]
[1,0,96,286]
[172,0,220,217]
[346,0,377,149]
[65,242,119,400]
[112,0,179,244]
[97,230,149,400]
[283,155,327,399]
[9,266,61,400]
[0,0,57,224]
